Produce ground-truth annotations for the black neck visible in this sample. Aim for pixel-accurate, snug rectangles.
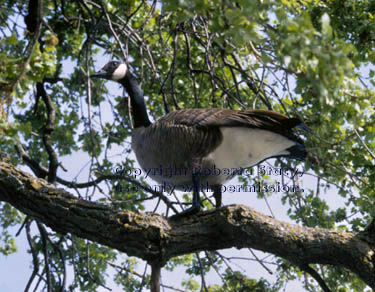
[119,73,151,128]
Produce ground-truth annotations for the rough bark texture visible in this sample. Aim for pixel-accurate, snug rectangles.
[1,161,375,288]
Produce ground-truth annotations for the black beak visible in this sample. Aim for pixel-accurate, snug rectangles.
[90,70,109,79]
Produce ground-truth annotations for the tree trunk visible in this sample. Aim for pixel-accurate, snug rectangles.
[150,263,161,292]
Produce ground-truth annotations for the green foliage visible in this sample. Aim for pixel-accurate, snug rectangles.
[26,232,118,292]
[0,203,22,255]
[209,269,274,292]
[65,238,116,292]
[113,258,147,292]
[276,260,369,292]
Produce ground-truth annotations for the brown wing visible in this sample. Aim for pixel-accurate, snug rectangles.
[145,118,223,163]
[160,108,302,137]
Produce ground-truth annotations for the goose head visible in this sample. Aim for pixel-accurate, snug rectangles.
[91,61,128,81]
[91,60,151,128]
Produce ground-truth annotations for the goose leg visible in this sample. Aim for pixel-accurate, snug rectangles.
[170,161,202,218]
[190,171,201,210]
[170,171,201,218]
[212,185,222,208]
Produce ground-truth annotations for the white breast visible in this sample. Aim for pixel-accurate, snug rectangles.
[205,127,295,170]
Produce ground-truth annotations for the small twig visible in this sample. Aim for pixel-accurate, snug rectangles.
[354,128,375,162]
[170,29,180,109]
[15,216,30,237]
[299,264,332,292]
[230,52,273,110]
[45,235,67,292]
[31,271,44,292]
[125,0,145,20]
[195,253,208,292]
[98,0,127,60]
[85,242,112,291]
[7,0,43,102]
[182,28,199,107]
[36,82,58,184]
[248,249,273,275]
[37,222,52,292]
[107,261,188,292]
[136,263,148,292]
[205,251,225,282]
[159,29,182,111]
[24,221,40,292]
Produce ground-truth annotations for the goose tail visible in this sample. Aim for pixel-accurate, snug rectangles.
[285,142,307,161]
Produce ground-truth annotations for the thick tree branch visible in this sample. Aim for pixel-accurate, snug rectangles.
[14,145,178,213]
[0,161,374,288]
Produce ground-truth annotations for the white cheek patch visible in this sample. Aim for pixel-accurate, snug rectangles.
[112,64,127,81]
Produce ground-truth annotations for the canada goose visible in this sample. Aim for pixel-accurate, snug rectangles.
[91,61,307,217]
